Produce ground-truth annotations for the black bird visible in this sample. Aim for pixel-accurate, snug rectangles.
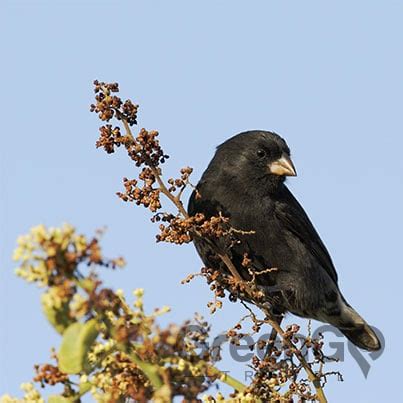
[188,130,380,351]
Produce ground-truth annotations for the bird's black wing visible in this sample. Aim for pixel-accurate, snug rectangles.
[275,187,338,284]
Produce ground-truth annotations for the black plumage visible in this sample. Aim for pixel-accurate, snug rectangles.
[188,130,380,351]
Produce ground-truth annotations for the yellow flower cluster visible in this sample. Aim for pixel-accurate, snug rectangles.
[87,339,117,365]
[41,286,65,310]
[202,391,258,402]
[13,223,87,287]
[0,383,44,403]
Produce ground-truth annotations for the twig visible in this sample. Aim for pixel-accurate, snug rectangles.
[265,315,282,357]
[205,366,248,394]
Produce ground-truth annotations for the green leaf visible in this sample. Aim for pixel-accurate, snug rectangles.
[79,381,92,396]
[59,319,99,374]
[41,295,73,334]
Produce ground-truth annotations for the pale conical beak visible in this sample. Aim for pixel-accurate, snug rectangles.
[269,154,297,176]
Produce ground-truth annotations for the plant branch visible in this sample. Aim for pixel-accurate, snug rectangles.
[206,366,248,394]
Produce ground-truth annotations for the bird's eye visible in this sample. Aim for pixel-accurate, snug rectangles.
[256,149,266,158]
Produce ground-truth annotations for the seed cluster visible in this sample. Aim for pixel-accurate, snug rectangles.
[91,81,173,217]
[92,82,167,168]
[91,80,138,125]
[33,364,68,387]
[156,213,232,245]
[127,128,168,167]
[167,167,193,193]
[96,125,123,154]
[117,173,161,212]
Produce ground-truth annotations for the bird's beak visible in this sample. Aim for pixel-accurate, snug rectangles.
[269,154,297,177]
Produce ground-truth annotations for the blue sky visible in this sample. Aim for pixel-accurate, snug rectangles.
[1,1,402,401]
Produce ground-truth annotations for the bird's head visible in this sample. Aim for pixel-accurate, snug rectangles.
[211,130,296,194]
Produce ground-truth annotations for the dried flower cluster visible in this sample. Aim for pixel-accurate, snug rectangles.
[117,174,162,212]
[92,82,165,165]
[34,363,69,387]
[155,213,232,245]
[91,80,138,125]
[167,167,193,193]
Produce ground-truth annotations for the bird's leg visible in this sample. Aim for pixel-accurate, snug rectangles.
[265,314,283,358]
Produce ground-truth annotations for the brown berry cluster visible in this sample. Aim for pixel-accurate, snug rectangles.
[33,363,68,387]
[156,213,233,245]
[156,214,203,244]
[92,82,168,167]
[225,322,252,347]
[96,125,124,154]
[126,128,168,167]
[91,80,138,125]
[117,173,161,212]
[202,267,248,304]
[197,214,231,238]
[167,167,193,193]
[92,82,172,215]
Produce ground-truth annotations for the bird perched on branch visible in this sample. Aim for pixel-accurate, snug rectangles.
[188,130,381,351]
